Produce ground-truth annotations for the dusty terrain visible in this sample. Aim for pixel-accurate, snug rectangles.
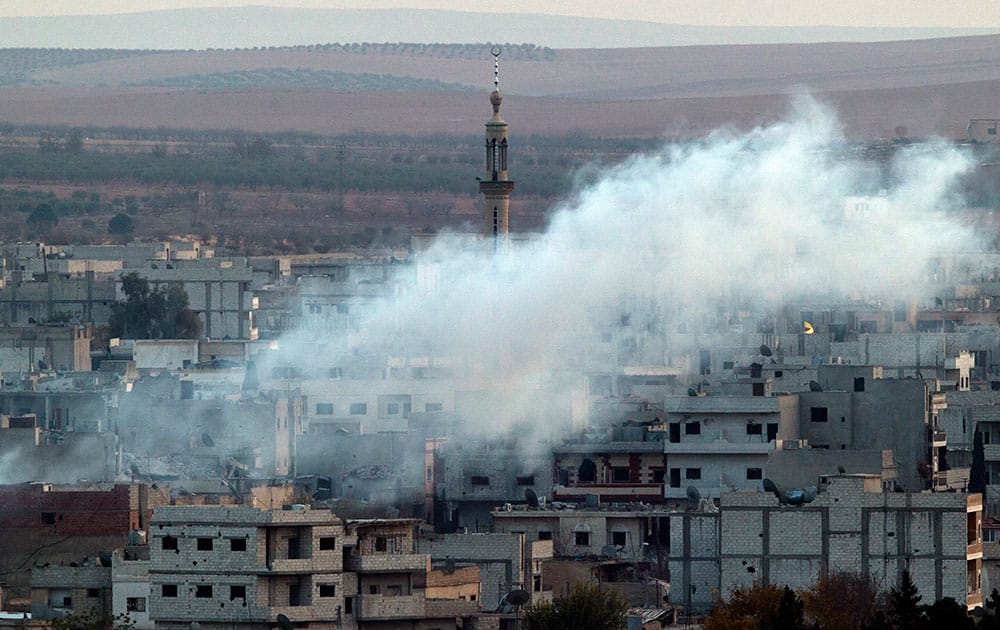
[3,35,1000,140]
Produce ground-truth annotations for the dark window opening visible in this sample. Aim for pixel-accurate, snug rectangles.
[575,531,590,546]
[345,597,353,614]
[516,475,535,486]
[162,536,178,550]
[612,467,631,483]
[746,423,762,435]
[611,531,627,547]
[767,423,779,441]
[375,537,388,552]
[810,407,828,422]
[653,469,665,484]
[470,475,490,486]
[685,421,701,435]
[670,468,681,488]
[538,530,552,541]
[196,585,212,598]
[319,537,336,550]
[289,584,300,607]
[197,538,213,551]
[854,377,865,392]
[315,403,333,415]
[747,468,763,480]
[230,586,246,600]
[41,512,55,525]
[162,584,178,598]
[87,589,100,598]
[287,537,301,559]
[669,423,680,443]
[578,458,597,483]
[369,584,380,595]
[230,538,247,551]
[319,584,336,597]
[686,468,702,480]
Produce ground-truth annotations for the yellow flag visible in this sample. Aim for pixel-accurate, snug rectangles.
[803,321,815,335]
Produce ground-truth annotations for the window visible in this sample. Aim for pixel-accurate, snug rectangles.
[810,407,828,422]
[575,531,590,546]
[41,512,56,525]
[197,537,213,551]
[612,467,631,483]
[747,468,763,480]
[611,531,627,547]
[470,475,490,486]
[349,403,367,415]
[162,584,178,598]
[686,468,702,480]
[369,584,381,595]
[685,421,701,435]
[287,537,301,559]
[328,367,343,379]
[375,537,388,552]
[230,586,246,600]
[196,585,213,598]
[386,403,399,415]
[345,597,353,614]
[670,468,681,488]
[854,377,865,392]
[723,361,734,370]
[746,423,762,435]
[653,469,665,484]
[425,402,443,412]
[230,538,247,551]
[319,584,336,597]
[315,403,333,415]
[319,537,337,550]
[538,530,552,541]
[516,475,535,486]
[62,597,72,607]
[87,589,100,598]
[162,536,178,550]
[126,597,146,612]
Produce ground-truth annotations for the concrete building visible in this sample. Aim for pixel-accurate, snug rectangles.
[148,506,477,630]
[969,119,1000,143]
[491,504,671,567]
[417,531,552,610]
[0,324,92,374]
[118,258,257,340]
[668,475,983,612]
[662,395,799,500]
[552,434,666,504]
[111,545,153,630]
[799,364,939,491]
[30,561,111,620]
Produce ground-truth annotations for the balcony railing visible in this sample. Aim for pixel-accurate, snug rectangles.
[344,553,428,573]
[356,594,424,620]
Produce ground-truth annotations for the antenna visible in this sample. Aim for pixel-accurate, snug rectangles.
[491,45,501,91]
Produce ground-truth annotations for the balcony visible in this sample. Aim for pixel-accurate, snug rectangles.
[553,484,664,502]
[983,444,1000,462]
[356,594,424,620]
[345,553,428,573]
[665,431,773,454]
[264,558,316,574]
[968,541,983,559]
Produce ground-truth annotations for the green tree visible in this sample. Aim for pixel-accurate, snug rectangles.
[27,202,58,232]
[887,570,923,629]
[522,583,628,630]
[65,129,84,154]
[107,213,134,235]
[109,273,201,339]
[970,428,987,495]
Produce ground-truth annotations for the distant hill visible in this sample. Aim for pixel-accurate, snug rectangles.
[3,7,999,50]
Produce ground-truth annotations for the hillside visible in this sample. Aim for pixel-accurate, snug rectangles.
[3,7,998,50]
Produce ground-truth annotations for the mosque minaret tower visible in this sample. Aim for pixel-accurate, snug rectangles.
[479,46,514,250]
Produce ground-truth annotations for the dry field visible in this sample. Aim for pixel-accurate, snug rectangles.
[2,35,1000,140]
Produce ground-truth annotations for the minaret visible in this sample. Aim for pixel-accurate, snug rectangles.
[479,46,514,249]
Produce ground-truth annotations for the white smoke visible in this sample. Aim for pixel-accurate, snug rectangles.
[275,95,982,430]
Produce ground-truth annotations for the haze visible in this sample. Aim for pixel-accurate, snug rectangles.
[6,0,1000,29]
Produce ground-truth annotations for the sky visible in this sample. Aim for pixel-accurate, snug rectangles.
[4,0,1000,28]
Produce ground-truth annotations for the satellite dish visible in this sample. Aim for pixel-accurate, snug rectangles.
[525,488,539,508]
[762,478,779,495]
[276,615,293,630]
[686,486,701,510]
[809,380,823,392]
[506,589,530,607]
[687,388,697,397]
[759,344,772,357]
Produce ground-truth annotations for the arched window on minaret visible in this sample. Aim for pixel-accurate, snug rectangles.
[493,206,499,236]
[500,138,508,172]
